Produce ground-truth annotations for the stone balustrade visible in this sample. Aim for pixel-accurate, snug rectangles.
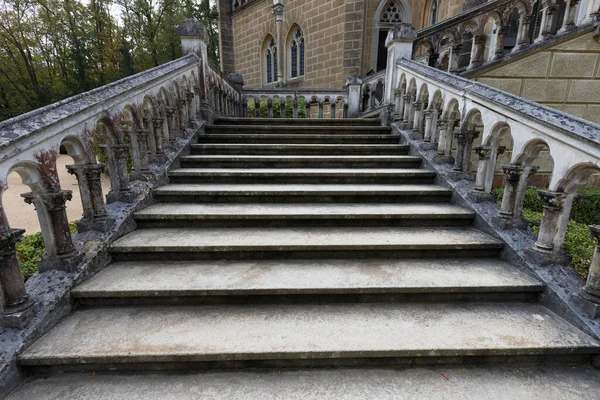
[390,56,600,315]
[415,0,600,74]
[0,20,235,327]
[241,88,349,119]
[359,71,387,115]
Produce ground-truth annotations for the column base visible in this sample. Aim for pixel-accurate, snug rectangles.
[38,252,84,273]
[433,155,454,165]
[493,215,528,230]
[419,142,437,151]
[524,247,572,266]
[0,299,36,329]
[467,190,498,203]
[77,216,115,233]
[573,292,600,319]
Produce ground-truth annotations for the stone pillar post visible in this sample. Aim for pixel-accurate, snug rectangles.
[436,120,448,155]
[393,89,402,119]
[267,98,273,118]
[581,226,600,313]
[499,165,524,219]
[514,165,539,218]
[474,146,492,191]
[186,92,195,122]
[153,117,165,153]
[305,100,311,119]
[493,25,509,60]
[412,101,422,135]
[318,101,324,119]
[468,35,487,69]
[293,98,299,118]
[537,6,557,42]
[178,99,187,132]
[330,101,337,119]
[136,129,150,173]
[559,0,581,33]
[444,118,456,156]
[450,43,463,73]
[534,190,568,252]
[384,24,417,104]
[193,86,202,116]
[423,110,434,142]
[165,107,177,143]
[22,190,81,271]
[402,95,411,121]
[453,131,468,171]
[398,84,407,119]
[272,2,285,85]
[0,228,33,323]
[516,15,533,51]
[462,130,480,172]
[111,144,134,203]
[66,164,113,232]
[346,75,363,118]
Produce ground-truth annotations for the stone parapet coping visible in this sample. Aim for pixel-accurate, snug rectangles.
[0,120,204,398]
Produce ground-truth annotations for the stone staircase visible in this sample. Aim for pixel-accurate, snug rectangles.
[8,118,600,399]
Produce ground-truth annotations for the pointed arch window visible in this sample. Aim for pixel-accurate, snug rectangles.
[290,28,305,79]
[265,38,278,84]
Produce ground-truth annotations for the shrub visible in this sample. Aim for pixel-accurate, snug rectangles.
[571,186,600,226]
[493,186,544,213]
[16,221,78,281]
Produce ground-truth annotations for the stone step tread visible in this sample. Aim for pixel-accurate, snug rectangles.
[8,366,600,400]
[109,227,503,252]
[213,117,382,125]
[153,183,451,196]
[181,155,418,159]
[201,133,401,140]
[134,203,475,220]
[72,258,543,298]
[191,144,408,149]
[206,125,392,132]
[18,303,600,366]
[169,168,435,176]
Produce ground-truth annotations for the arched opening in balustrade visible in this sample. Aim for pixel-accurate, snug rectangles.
[323,97,332,119]
[157,87,173,142]
[373,0,412,72]
[284,96,295,118]
[483,15,500,62]
[557,163,600,195]
[515,138,555,190]
[484,123,514,192]
[459,108,484,173]
[95,117,133,204]
[427,89,444,143]
[362,84,372,112]
[504,8,521,53]
[437,98,461,157]
[530,0,567,42]
[458,30,474,70]
[122,105,149,177]
[142,96,159,158]
[308,96,319,119]
[297,96,308,118]
[415,40,435,66]
[336,96,346,119]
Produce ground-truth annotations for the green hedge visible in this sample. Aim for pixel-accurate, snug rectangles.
[247,98,307,119]
[16,221,78,281]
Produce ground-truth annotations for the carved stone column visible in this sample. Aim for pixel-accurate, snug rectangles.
[193,86,202,116]
[153,117,165,154]
[22,190,81,271]
[267,98,273,118]
[423,110,434,142]
[514,15,532,52]
[0,228,34,327]
[450,43,463,73]
[534,190,568,252]
[462,130,480,173]
[474,146,492,191]
[559,0,581,33]
[468,35,487,69]
[499,165,524,219]
[177,99,187,133]
[66,164,113,232]
[514,165,539,218]
[579,225,600,317]
[412,101,422,135]
[165,107,177,142]
[186,92,195,122]
[494,25,509,60]
[444,118,457,156]
[436,120,448,155]
[135,129,150,173]
[402,95,412,122]
[272,2,285,85]
[394,89,402,119]
[536,6,557,42]
[453,131,468,171]
[111,144,135,203]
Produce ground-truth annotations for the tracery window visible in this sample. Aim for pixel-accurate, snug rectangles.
[429,0,438,25]
[380,1,404,23]
[290,28,305,79]
[265,38,277,84]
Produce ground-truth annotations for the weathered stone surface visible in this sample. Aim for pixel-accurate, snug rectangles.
[8,366,600,400]
[550,53,598,77]
[475,78,523,96]
[521,79,569,102]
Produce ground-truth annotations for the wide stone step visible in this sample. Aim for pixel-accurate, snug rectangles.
[8,366,600,399]
[205,125,392,135]
[180,155,422,168]
[134,203,475,228]
[168,168,436,184]
[199,133,402,144]
[213,117,382,126]
[109,226,504,260]
[72,258,543,305]
[18,303,600,371]
[190,143,410,156]
[152,184,452,203]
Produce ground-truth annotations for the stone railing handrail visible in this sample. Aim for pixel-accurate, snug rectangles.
[417,0,510,39]
[0,54,199,153]
[362,70,387,86]
[398,58,600,146]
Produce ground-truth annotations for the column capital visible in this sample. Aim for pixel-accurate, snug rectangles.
[454,131,468,143]
[0,228,25,259]
[475,145,492,160]
[538,190,567,210]
[437,120,448,129]
[423,109,434,118]
[501,164,524,181]
[66,163,105,176]
[22,190,73,212]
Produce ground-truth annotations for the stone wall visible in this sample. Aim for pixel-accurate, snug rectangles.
[231,0,477,88]
[473,31,600,125]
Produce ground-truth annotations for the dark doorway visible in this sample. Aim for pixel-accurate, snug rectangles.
[377,31,389,71]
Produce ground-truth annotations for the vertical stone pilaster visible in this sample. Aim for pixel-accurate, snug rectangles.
[494,25,509,59]
[559,0,581,33]
[272,2,285,85]
[412,101,422,135]
[450,43,463,72]
[423,110,434,142]
[0,229,31,313]
[342,0,365,80]
[436,120,448,155]
[66,164,113,232]
[468,35,486,69]
[346,75,363,118]
[474,146,492,191]
[453,131,468,171]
